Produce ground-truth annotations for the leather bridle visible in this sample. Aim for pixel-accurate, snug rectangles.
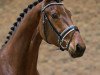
[41,2,79,51]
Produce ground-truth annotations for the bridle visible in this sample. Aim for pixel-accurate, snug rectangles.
[41,2,79,51]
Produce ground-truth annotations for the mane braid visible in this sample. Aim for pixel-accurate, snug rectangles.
[1,1,39,48]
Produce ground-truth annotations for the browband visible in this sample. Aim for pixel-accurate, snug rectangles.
[42,3,63,12]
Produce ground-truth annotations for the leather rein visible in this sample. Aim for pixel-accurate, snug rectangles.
[41,2,79,51]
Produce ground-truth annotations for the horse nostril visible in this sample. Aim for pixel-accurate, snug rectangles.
[76,44,85,53]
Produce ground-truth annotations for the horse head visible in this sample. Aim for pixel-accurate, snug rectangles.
[38,0,86,58]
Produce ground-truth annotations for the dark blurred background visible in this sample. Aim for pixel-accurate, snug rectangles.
[0,0,100,75]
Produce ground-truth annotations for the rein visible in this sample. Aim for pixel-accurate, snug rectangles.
[41,2,79,51]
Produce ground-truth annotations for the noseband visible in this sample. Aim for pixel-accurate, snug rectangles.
[41,2,79,51]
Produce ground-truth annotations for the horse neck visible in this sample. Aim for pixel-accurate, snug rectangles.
[2,5,41,51]
[16,29,42,75]
[0,3,42,75]
[24,29,42,75]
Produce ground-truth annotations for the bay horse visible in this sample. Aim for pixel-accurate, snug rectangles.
[0,0,86,75]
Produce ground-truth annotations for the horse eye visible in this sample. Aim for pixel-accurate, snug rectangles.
[51,13,58,19]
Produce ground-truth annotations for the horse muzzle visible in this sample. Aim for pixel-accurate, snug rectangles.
[68,44,86,58]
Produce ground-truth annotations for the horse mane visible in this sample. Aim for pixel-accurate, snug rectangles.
[2,1,39,47]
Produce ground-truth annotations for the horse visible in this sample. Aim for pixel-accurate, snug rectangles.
[0,0,86,75]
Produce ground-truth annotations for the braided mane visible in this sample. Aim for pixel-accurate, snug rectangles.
[2,1,39,47]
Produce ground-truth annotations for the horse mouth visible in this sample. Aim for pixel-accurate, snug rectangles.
[70,52,84,58]
[68,49,85,58]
